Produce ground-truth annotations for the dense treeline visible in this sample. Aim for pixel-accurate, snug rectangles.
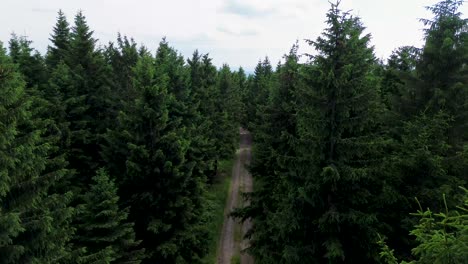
[236,0,467,263]
[0,10,242,263]
[0,0,467,263]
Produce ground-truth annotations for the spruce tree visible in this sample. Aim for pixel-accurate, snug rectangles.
[104,52,209,263]
[377,1,468,257]
[381,46,420,112]
[412,0,468,146]
[187,51,220,182]
[378,188,468,264]
[74,169,145,264]
[235,44,303,263]
[0,40,31,264]
[291,2,384,262]
[216,64,241,157]
[103,34,140,110]
[233,67,248,125]
[46,10,71,69]
[8,34,48,90]
[246,57,273,131]
[65,11,113,183]
[154,41,211,263]
[417,0,467,115]
[0,42,72,263]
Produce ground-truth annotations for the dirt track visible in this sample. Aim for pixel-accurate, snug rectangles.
[217,129,254,264]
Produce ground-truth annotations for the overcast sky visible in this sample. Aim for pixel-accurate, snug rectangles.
[1,0,466,71]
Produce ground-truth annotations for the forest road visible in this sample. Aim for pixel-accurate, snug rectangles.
[217,128,254,264]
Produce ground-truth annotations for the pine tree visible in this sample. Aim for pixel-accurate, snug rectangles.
[412,0,468,146]
[0,42,72,263]
[378,188,468,264]
[153,41,212,263]
[104,52,209,263]
[8,34,48,90]
[377,2,468,258]
[233,67,248,125]
[0,40,32,264]
[246,57,273,131]
[74,169,145,264]
[187,51,219,183]
[289,2,384,262]
[65,11,113,183]
[46,10,71,69]
[216,64,241,157]
[234,43,303,263]
[381,46,420,112]
[103,34,140,110]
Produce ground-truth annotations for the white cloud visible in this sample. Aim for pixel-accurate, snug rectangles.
[1,0,466,71]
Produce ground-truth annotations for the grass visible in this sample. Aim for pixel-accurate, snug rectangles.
[231,255,241,264]
[201,159,234,264]
[231,223,242,264]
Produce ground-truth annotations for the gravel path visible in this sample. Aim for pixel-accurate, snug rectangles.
[217,129,254,264]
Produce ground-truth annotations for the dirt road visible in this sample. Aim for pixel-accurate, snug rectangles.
[217,129,254,264]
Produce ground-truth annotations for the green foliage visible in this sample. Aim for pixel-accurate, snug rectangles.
[103,34,139,110]
[377,1,468,259]
[201,159,233,264]
[0,42,72,263]
[0,41,33,263]
[292,2,383,262]
[187,51,219,182]
[187,51,240,183]
[104,48,211,263]
[8,34,48,90]
[74,169,145,264]
[379,188,468,264]
[233,43,303,263]
[408,195,468,263]
[245,57,273,131]
[216,64,241,157]
[1,1,466,262]
[46,10,71,69]
[64,11,113,184]
[415,0,468,142]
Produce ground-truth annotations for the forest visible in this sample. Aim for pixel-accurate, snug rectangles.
[0,0,467,263]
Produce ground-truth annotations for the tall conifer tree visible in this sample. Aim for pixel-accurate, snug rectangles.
[65,11,112,183]
[46,10,71,69]
[290,3,383,262]
[0,42,73,263]
[73,169,145,264]
[236,44,303,263]
[104,51,210,263]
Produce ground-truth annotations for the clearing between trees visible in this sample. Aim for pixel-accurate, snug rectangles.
[218,129,254,264]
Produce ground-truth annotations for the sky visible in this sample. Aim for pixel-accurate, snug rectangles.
[1,0,467,72]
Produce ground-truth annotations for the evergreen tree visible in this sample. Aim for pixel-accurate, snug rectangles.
[284,3,384,262]
[245,57,274,131]
[235,43,303,263]
[187,51,223,183]
[103,34,140,110]
[104,52,209,263]
[377,2,468,258]
[233,67,248,125]
[417,0,467,117]
[46,10,71,69]
[381,46,420,112]
[0,42,72,263]
[379,188,468,264]
[216,64,241,157]
[65,11,113,183]
[74,169,145,264]
[411,0,468,146]
[8,34,48,90]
